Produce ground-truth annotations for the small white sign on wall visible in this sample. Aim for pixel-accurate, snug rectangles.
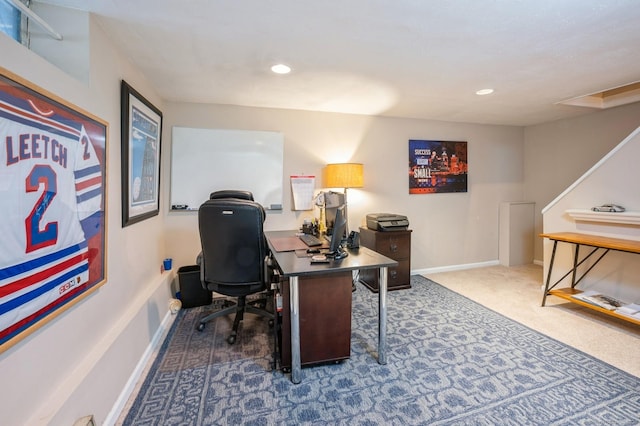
[290,175,315,210]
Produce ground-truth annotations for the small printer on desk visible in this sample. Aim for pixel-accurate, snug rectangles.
[366,213,409,231]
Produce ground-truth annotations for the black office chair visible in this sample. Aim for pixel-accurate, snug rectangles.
[196,190,274,344]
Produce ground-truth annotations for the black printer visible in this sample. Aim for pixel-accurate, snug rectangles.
[366,213,409,231]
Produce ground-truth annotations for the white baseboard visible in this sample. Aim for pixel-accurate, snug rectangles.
[103,309,176,426]
[412,260,500,276]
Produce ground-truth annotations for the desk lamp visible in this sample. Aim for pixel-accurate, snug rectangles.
[323,163,364,235]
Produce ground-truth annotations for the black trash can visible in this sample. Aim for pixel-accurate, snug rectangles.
[178,265,212,308]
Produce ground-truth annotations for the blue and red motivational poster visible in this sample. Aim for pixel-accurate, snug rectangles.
[409,139,468,194]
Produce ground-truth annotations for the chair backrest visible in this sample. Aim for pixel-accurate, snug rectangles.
[198,193,267,296]
[209,189,254,201]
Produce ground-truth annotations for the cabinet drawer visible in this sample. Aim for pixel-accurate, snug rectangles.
[360,259,411,292]
[389,259,410,285]
[361,229,411,259]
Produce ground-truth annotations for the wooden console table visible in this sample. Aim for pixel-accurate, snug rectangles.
[540,232,640,325]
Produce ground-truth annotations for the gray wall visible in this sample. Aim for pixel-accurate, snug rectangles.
[162,103,524,273]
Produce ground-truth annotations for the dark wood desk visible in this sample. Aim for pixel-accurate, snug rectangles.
[266,230,398,384]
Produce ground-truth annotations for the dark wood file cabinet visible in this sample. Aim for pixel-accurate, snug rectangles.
[359,227,411,292]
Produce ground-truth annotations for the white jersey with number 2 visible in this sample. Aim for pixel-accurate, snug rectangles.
[0,98,102,342]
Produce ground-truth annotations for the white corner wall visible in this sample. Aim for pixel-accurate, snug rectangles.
[541,126,640,303]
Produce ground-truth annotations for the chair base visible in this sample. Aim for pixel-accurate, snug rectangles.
[196,293,274,345]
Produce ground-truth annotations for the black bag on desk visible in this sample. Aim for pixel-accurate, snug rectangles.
[178,265,212,308]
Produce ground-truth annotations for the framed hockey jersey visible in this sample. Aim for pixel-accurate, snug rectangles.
[0,68,107,353]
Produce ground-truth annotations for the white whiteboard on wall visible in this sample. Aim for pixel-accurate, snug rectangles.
[170,127,284,210]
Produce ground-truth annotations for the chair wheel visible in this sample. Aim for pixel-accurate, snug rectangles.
[227,335,236,344]
[196,323,205,332]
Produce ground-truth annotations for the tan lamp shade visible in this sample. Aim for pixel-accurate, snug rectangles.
[323,163,364,188]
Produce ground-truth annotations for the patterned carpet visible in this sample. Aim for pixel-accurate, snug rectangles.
[122,276,640,425]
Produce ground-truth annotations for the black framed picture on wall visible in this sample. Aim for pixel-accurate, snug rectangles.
[120,80,163,227]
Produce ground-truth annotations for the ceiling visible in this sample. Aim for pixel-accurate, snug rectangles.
[39,0,640,126]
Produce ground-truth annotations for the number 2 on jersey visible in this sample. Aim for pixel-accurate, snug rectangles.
[25,164,58,253]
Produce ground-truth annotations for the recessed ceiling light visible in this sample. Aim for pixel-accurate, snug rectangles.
[476,88,494,96]
[271,64,291,74]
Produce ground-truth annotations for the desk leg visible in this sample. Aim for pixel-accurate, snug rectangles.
[571,244,580,288]
[378,266,388,365]
[289,276,302,384]
[541,240,558,307]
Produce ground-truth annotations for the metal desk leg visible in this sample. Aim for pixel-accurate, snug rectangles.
[289,276,301,384]
[541,240,558,307]
[571,244,580,288]
[378,266,388,365]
